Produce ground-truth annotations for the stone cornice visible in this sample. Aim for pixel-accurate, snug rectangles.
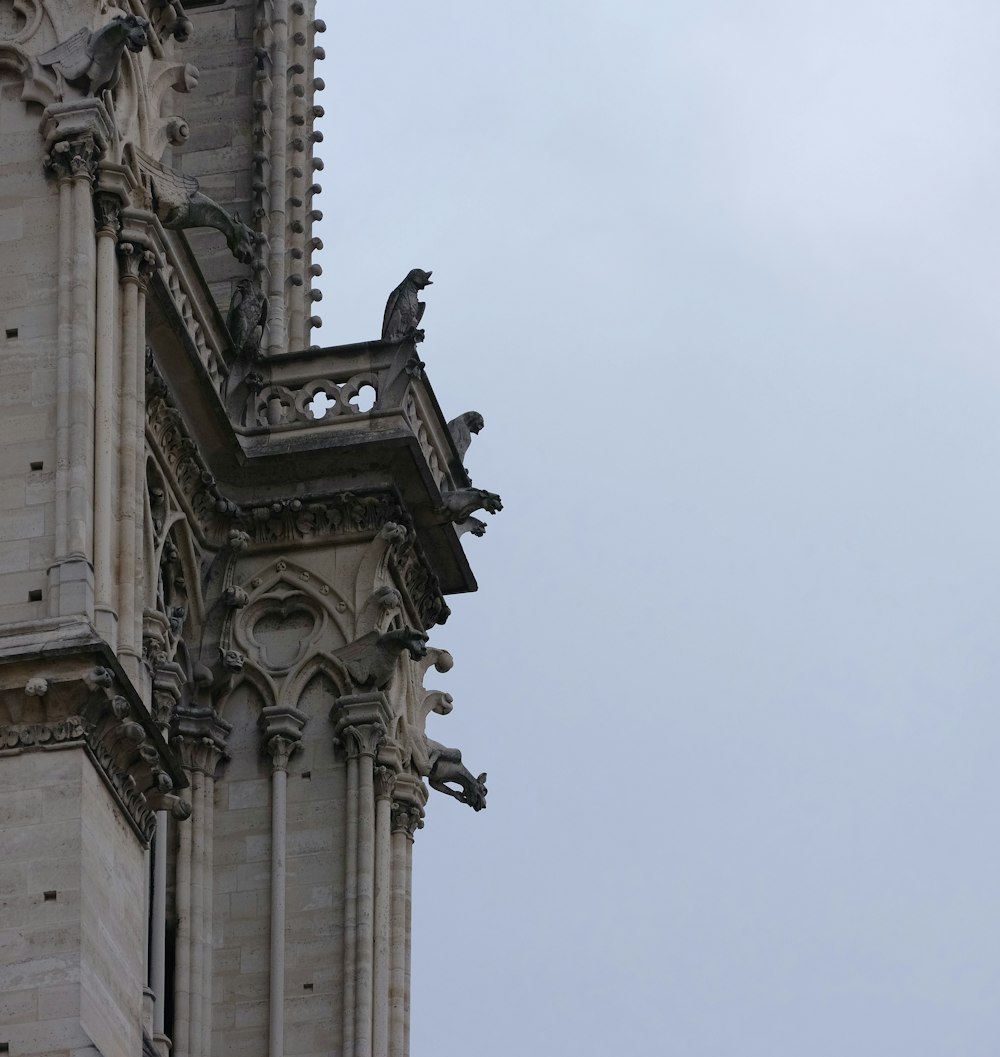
[0,634,189,842]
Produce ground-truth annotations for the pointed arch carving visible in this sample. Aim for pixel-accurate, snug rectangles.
[283,654,346,716]
[222,659,276,721]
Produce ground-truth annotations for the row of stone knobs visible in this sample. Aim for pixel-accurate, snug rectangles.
[288,5,326,348]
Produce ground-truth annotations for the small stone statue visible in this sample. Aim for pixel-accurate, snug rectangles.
[227,278,268,360]
[447,411,484,461]
[332,626,429,692]
[424,738,488,811]
[382,269,433,343]
[131,147,256,264]
[441,487,503,522]
[39,15,150,97]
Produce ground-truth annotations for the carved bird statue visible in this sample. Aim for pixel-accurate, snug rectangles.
[382,269,432,343]
[447,411,485,461]
[39,15,150,97]
[227,278,268,360]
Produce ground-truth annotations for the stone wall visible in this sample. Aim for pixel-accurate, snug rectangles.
[0,83,60,624]
[0,749,144,1057]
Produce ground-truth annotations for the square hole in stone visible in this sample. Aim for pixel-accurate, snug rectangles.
[43,890,57,901]
[5,328,17,340]
[28,589,42,602]
[302,771,311,780]
[30,461,42,471]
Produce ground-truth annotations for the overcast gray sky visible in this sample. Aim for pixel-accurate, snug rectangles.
[315,3,1000,1053]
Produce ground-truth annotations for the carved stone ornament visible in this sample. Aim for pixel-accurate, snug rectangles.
[227,277,268,361]
[374,765,397,801]
[382,269,432,344]
[331,627,429,693]
[447,411,484,462]
[341,722,384,760]
[390,801,423,837]
[440,487,503,523]
[38,15,150,98]
[265,734,300,772]
[426,739,487,812]
[131,147,257,264]
[44,134,102,182]
[260,705,307,772]
[172,705,232,779]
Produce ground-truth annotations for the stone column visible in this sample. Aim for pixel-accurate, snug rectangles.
[260,705,308,1057]
[116,233,156,684]
[172,710,230,1057]
[389,776,425,1057]
[332,694,392,1057]
[372,764,397,1057]
[148,789,191,1057]
[41,101,113,619]
[92,187,121,645]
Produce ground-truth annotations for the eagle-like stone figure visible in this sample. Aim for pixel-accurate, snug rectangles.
[39,15,150,98]
[447,411,485,461]
[382,268,433,343]
[227,279,268,360]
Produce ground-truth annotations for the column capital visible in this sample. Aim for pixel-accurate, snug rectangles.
[390,801,423,838]
[390,772,428,838]
[172,705,231,777]
[41,99,114,182]
[260,704,308,772]
[374,765,397,802]
[331,692,393,760]
[118,239,158,287]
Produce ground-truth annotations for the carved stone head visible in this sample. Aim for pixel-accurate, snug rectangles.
[117,14,151,54]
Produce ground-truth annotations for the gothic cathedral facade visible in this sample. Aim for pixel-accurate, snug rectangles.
[0,3,499,1056]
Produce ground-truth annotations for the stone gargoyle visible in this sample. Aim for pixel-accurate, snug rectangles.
[39,15,150,98]
[382,269,432,343]
[227,278,268,360]
[439,487,503,531]
[132,147,256,264]
[416,737,487,811]
[447,411,484,462]
[331,626,429,693]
